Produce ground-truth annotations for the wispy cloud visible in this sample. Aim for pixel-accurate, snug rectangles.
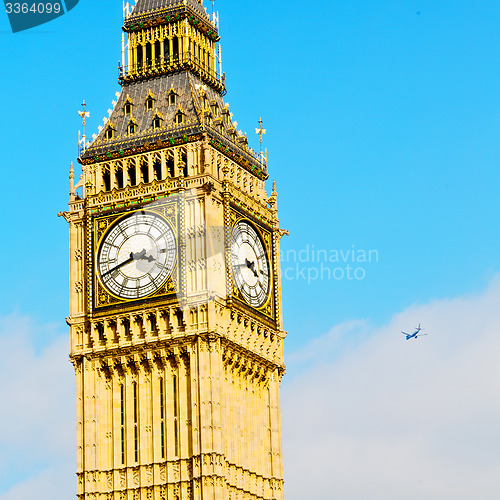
[0,314,75,499]
[3,277,500,500]
[282,276,500,499]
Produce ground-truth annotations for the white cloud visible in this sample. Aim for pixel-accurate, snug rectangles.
[282,277,500,500]
[3,277,500,500]
[0,465,75,500]
[0,314,75,499]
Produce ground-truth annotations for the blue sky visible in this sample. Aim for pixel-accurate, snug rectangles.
[1,1,500,498]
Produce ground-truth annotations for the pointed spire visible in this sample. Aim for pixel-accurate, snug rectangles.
[255,117,266,163]
[268,179,277,211]
[69,162,75,201]
[78,100,90,155]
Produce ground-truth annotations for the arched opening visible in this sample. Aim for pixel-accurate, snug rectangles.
[154,40,161,67]
[153,116,162,130]
[153,157,162,180]
[163,39,170,63]
[116,167,124,189]
[182,152,188,177]
[167,156,175,177]
[102,170,111,191]
[173,37,179,60]
[136,45,143,70]
[141,158,149,184]
[128,165,136,186]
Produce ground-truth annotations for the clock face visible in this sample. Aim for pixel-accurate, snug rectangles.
[97,212,176,299]
[231,220,270,308]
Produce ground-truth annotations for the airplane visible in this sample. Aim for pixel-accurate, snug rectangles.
[401,324,427,340]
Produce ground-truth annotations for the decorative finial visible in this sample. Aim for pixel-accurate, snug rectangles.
[69,162,75,201]
[255,118,266,163]
[78,100,90,155]
[268,179,278,211]
[218,44,222,77]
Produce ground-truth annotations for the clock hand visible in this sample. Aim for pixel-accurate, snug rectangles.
[137,253,155,263]
[245,258,259,278]
[102,249,153,277]
[103,252,135,277]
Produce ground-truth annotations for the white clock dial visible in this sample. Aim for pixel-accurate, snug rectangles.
[97,212,176,299]
[231,220,270,308]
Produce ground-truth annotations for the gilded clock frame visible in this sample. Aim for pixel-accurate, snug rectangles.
[91,199,180,314]
[228,207,276,324]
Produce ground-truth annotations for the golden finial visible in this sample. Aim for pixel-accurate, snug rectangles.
[69,162,75,201]
[255,117,266,163]
[78,100,90,154]
[268,179,278,211]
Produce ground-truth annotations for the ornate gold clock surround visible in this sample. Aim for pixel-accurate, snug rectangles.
[228,206,276,324]
[92,199,180,313]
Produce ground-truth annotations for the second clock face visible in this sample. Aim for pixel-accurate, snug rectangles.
[97,212,176,299]
[231,220,270,308]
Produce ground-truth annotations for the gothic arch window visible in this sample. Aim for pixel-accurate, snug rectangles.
[128,162,136,186]
[136,44,143,69]
[153,154,162,180]
[145,42,152,67]
[154,40,161,66]
[116,164,124,189]
[127,121,137,135]
[124,98,134,116]
[175,111,184,125]
[172,36,179,60]
[167,154,175,177]
[168,91,177,106]
[163,38,170,62]
[153,114,163,130]
[105,126,115,140]
[145,93,155,111]
[140,157,149,183]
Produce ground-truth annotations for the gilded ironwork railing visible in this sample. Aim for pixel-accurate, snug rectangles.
[119,51,226,94]
[81,120,202,159]
[204,124,268,175]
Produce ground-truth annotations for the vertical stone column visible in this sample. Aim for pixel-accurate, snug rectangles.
[148,153,154,183]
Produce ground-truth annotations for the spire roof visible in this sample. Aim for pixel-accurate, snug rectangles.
[80,74,268,180]
[126,0,209,26]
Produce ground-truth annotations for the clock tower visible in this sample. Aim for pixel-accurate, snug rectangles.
[63,1,286,499]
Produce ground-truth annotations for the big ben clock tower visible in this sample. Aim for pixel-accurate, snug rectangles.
[63,1,286,499]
